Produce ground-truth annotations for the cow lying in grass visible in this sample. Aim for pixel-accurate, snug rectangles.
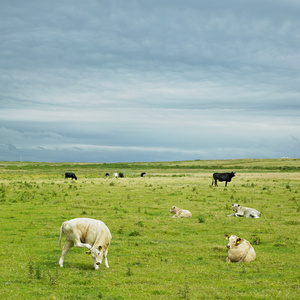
[169,206,192,218]
[59,218,112,270]
[225,234,256,263]
[227,204,261,218]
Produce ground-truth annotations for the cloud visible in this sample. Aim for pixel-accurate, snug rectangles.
[0,0,299,162]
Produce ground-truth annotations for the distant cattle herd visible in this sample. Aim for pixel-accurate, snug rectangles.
[64,171,237,185]
[60,170,263,268]
[65,172,148,180]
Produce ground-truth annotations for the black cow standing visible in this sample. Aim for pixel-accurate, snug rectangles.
[119,173,124,178]
[65,172,77,180]
[212,172,235,187]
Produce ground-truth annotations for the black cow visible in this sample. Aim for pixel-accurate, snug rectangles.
[65,172,77,180]
[119,173,124,178]
[105,173,109,178]
[141,172,146,177]
[212,172,235,187]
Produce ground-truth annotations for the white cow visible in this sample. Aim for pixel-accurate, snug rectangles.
[169,206,192,218]
[113,173,118,178]
[225,234,256,263]
[227,204,261,218]
[59,218,112,270]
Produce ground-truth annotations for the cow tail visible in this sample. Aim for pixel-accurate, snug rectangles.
[59,223,64,248]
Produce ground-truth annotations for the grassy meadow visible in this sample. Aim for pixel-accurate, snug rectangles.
[0,158,299,299]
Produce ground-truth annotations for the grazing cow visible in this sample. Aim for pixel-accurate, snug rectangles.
[119,173,124,178]
[105,173,109,178]
[227,204,261,218]
[169,206,192,218]
[141,172,146,177]
[212,172,235,187]
[59,218,112,270]
[65,172,77,180]
[113,173,118,178]
[225,234,256,263]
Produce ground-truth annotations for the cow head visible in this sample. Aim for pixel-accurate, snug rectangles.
[231,204,240,212]
[169,206,178,214]
[225,234,241,248]
[86,245,103,265]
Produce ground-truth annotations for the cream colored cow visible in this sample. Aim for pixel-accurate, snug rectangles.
[227,204,261,218]
[59,218,112,270]
[225,234,256,263]
[169,206,192,218]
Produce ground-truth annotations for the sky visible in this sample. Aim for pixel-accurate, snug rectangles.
[0,0,299,163]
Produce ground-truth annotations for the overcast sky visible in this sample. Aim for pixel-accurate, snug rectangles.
[1,0,299,163]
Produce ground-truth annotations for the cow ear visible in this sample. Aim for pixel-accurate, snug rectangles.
[86,249,91,255]
[238,204,240,207]
[98,245,102,251]
[236,238,241,245]
[225,234,229,240]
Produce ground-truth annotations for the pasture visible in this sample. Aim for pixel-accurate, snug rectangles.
[0,158,299,299]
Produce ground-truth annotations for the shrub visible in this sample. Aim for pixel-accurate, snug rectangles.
[251,234,261,245]
[129,230,140,236]
[197,215,205,223]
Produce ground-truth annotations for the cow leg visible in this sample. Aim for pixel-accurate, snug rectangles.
[235,213,244,217]
[59,241,73,267]
[73,240,92,249]
[225,181,227,187]
[104,249,109,268]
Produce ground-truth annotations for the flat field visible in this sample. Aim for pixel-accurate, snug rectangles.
[0,158,299,299]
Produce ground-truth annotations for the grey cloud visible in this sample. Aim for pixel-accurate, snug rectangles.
[0,0,299,162]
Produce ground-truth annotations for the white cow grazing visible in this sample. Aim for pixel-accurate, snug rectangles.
[113,173,118,178]
[227,204,261,218]
[225,234,256,263]
[59,218,112,270]
[169,206,192,218]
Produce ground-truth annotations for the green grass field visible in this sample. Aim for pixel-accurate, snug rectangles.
[0,158,299,299]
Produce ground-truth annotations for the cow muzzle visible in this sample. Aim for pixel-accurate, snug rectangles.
[227,245,231,249]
